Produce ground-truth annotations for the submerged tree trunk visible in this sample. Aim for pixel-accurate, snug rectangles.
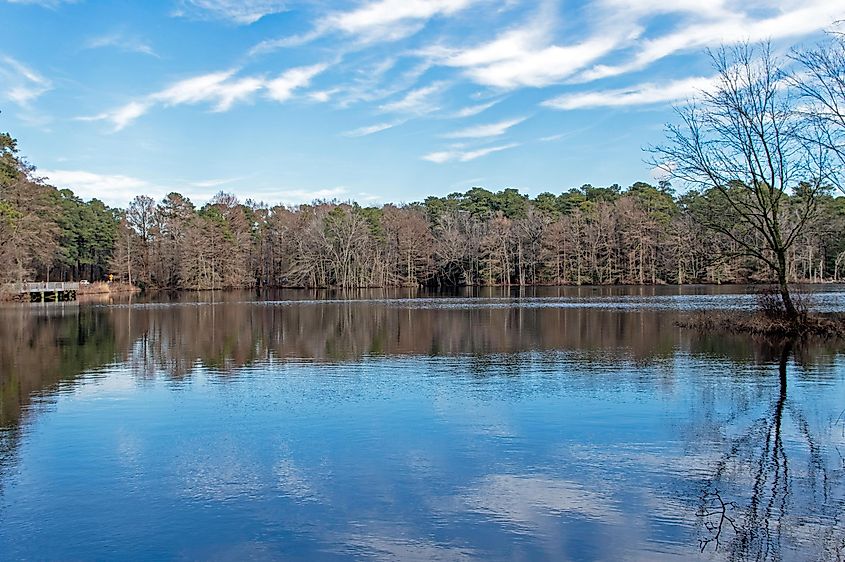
[777,251,798,320]
[779,340,790,398]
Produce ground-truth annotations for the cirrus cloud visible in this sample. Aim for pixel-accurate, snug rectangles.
[79,64,328,131]
[443,117,525,139]
[172,0,289,25]
[0,55,51,106]
[251,0,481,53]
[423,142,520,163]
[543,76,716,110]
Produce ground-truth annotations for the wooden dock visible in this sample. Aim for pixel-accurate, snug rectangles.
[4,282,80,302]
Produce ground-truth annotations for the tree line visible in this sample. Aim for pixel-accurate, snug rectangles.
[3,156,844,290]
[0,132,116,285]
[117,182,845,289]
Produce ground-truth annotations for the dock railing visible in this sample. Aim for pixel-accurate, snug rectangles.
[7,282,81,293]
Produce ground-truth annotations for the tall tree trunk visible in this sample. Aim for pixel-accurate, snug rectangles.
[777,250,797,320]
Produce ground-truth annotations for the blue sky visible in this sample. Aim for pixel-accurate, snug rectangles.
[1,0,842,207]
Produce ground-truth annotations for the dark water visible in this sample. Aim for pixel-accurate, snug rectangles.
[1,286,845,561]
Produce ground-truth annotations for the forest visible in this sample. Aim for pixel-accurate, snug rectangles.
[1,127,844,290]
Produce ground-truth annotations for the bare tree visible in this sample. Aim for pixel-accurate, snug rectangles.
[651,43,830,319]
[790,30,845,195]
[125,195,156,286]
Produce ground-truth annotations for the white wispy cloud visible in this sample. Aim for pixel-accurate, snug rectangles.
[427,24,549,68]
[448,176,485,189]
[189,176,247,188]
[467,35,627,88]
[415,0,839,92]
[543,76,715,110]
[443,117,525,139]
[356,191,382,202]
[596,0,732,18]
[419,1,639,90]
[172,0,288,25]
[334,59,434,109]
[266,64,327,102]
[650,161,676,181]
[84,32,158,57]
[450,99,500,118]
[232,185,367,205]
[41,169,348,207]
[277,186,348,203]
[250,0,480,54]
[342,120,406,137]
[308,89,340,103]
[380,82,446,114]
[152,70,263,111]
[579,0,843,82]
[76,100,152,130]
[423,142,519,163]
[249,30,325,55]
[330,0,476,41]
[80,64,327,130]
[0,55,52,106]
[40,169,161,206]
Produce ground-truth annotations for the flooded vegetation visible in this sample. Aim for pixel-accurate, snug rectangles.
[1,287,844,560]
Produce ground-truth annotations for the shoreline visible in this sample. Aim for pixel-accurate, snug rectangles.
[134,280,845,293]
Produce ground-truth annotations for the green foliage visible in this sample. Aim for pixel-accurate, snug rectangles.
[199,204,225,222]
[558,189,588,213]
[358,205,385,238]
[423,186,530,222]
[461,187,496,216]
[423,194,460,223]
[628,181,678,223]
[50,189,118,279]
[0,132,21,185]
[0,131,119,282]
[532,192,560,216]
[495,188,529,219]
[583,183,621,203]
[0,200,21,224]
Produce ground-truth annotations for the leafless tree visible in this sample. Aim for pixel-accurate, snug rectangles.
[790,30,845,195]
[651,43,831,319]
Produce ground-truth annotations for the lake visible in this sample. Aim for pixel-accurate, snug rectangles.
[1,286,844,561]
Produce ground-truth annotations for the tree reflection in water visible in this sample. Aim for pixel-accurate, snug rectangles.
[698,340,845,560]
[0,289,844,560]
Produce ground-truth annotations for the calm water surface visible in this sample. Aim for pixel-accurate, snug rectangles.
[1,286,845,561]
